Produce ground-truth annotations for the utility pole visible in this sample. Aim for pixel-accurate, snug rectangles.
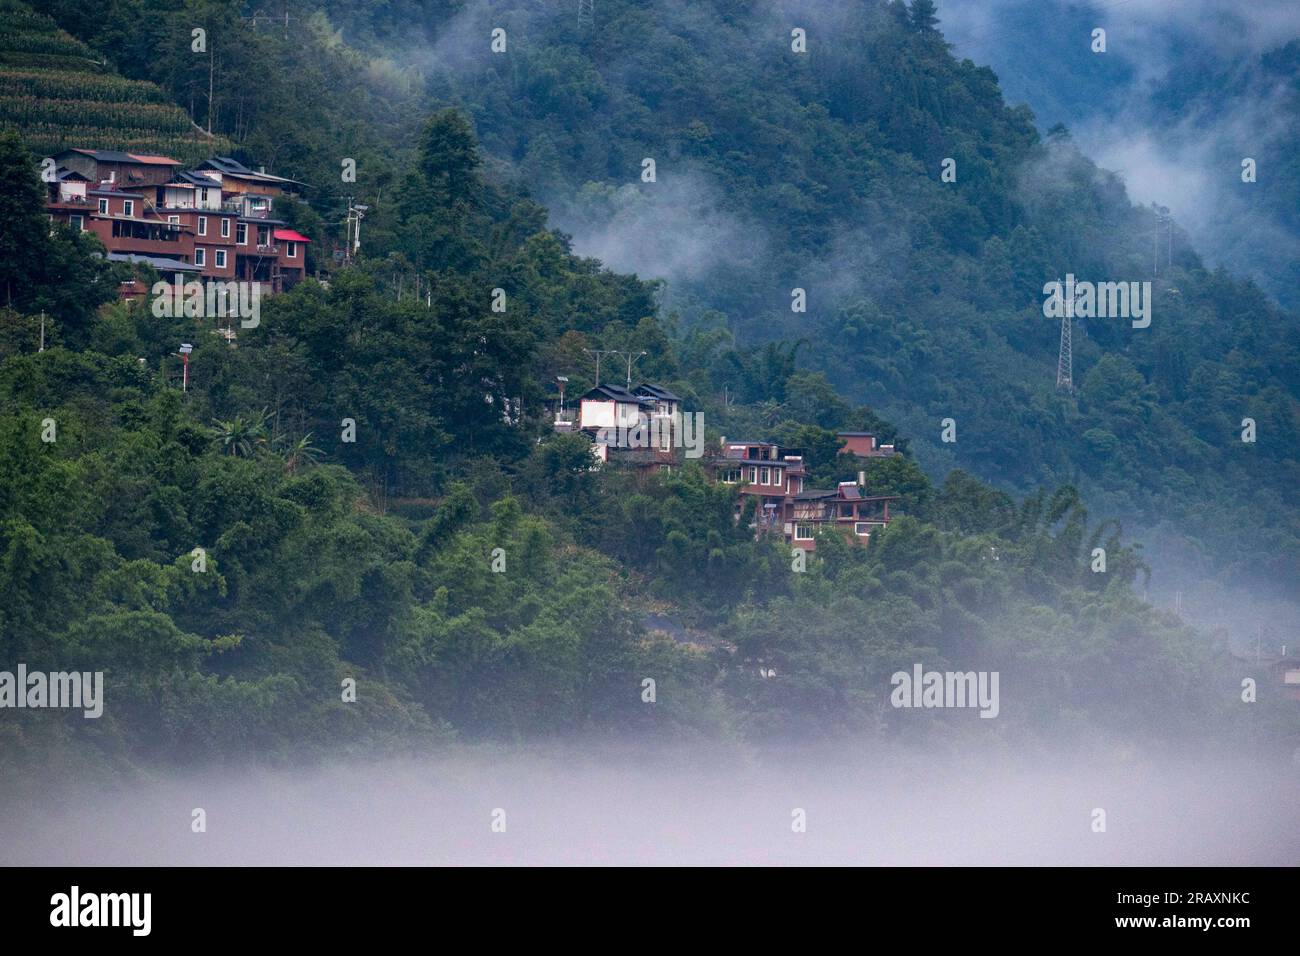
[38,311,44,352]
[344,198,368,263]
[206,28,215,135]
[614,349,647,387]
[583,348,613,386]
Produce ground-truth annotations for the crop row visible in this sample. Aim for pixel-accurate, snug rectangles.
[0,51,105,72]
[12,125,226,164]
[0,6,54,32]
[0,96,192,133]
[0,69,171,104]
[0,32,92,58]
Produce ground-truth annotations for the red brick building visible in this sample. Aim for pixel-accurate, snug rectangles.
[45,149,310,296]
[837,431,898,458]
[712,438,897,550]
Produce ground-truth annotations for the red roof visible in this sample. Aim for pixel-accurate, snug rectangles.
[272,228,311,243]
[127,153,181,165]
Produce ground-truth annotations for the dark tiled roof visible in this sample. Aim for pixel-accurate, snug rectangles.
[582,383,651,403]
[199,156,304,186]
[634,383,682,402]
[207,156,251,173]
[173,171,219,186]
[107,253,201,272]
[61,148,179,165]
[794,489,837,500]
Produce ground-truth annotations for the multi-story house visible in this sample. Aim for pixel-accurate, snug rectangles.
[577,383,682,468]
[53,148,180,189]
[44,148,310,296]
[837,431,899,458]
[712,438,897,550]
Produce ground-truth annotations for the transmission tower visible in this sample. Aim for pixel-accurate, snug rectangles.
[1056,311,1073,393]
[577,0,594,30]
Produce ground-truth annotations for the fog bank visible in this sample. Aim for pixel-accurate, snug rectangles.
[3,746,1295,865]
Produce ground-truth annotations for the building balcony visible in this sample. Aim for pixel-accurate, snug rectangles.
[223,198,273,218]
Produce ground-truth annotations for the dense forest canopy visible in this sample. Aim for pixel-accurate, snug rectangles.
[256,0,1300,603]
[2,0,1296,773]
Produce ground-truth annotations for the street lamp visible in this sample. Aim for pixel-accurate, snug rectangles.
[179,343,193,392]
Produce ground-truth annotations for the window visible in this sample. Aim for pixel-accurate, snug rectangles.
[794,523,814,541]
[748,467,758,484]
[840,504,854,518]
[760,467,770,485]
[194,247,206,266]
[197,216,207,236]
[215,249,227,268]
[122,200,134,217]
[236,223,247,245]
[721,468,742,483]
[97,198,108,215]
[69,215,83,231]
[853,522,874,537]
[257,226,270,246]
[220,217,230,238]
[168,215,180,225]
[286,241,297,259]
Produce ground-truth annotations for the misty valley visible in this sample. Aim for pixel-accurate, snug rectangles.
[0,0,1296,880]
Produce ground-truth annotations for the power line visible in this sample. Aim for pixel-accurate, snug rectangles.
[583,348,614,386]
[612,349,647,388]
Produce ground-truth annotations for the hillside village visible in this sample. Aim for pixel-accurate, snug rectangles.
[570,381,902,550]
[40,139,909,553]
[45,148,310,298]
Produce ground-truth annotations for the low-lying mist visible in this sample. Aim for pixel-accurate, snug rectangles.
[4,744,1295,865]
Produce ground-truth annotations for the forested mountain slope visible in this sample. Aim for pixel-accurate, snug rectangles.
[289,0,1300,599]
[36,1,1298,596]
[938,0,1300,310]
[5,0,1295,771]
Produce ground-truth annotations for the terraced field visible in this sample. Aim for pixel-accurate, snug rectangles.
[0,0,228,163]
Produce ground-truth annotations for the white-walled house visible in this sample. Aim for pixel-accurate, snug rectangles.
[578,384,653,430]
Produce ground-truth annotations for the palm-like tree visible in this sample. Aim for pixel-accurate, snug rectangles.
[279,433,323,475]
[209,409,270,457]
